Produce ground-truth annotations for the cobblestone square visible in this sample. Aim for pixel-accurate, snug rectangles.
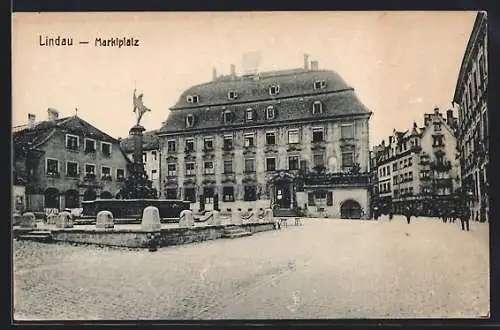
[13,216,489,320]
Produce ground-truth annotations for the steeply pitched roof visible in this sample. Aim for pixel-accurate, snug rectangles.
[120,129,160,152]
[13,116,118,149]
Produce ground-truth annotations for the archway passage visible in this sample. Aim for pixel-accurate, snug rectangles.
[44,187,60,209]
[269,172,295,210]
[83,188,97,201]
[100,191,112,199]
[340,199,362,219]
[65,189,80,208]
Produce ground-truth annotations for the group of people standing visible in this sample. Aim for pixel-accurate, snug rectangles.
[373,204,471,231]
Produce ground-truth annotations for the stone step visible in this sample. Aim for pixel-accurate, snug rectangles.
[222,231,253,239]
[17,234,52,242]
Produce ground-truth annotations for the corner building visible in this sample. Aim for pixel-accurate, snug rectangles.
[157,62,372,219]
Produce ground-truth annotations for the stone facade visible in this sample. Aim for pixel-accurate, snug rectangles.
[372,107,460,215]
[157,60,372,219]
[13,111,130,213]
[452,12,488,222]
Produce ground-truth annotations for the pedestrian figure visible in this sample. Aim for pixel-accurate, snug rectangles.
[460,206,470,231]
[405,205,412,224]
[389,210,393,221]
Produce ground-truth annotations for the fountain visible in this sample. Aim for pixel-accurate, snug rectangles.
[82,89,189,220]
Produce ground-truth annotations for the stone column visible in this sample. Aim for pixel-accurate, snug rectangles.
[129,125,146,177]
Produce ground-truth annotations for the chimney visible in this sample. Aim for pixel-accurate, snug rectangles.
[310,60,319,71]
[212,67,217,81]
[303,54,310,70]
[47,108,59,121]
[27,113,36,129]
[230,64,236,78]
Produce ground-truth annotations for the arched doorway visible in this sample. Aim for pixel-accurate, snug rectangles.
[83,188,97,201]
[65,189,80,208]
[44,188,60,209]
[340,199,362,219]
[100,191,112,199]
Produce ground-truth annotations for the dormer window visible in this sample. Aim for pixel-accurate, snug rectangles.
[266,106,275,120]
[186,95,199,104]
[186,114,195,128]
[246,108,255,121]
[269,84,280,96]
[314,80,327,89]
[228,91,238,100]
[312,101,323,114]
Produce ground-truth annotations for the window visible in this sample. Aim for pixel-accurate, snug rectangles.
[66,161,78,177]
[342,151,354,167]
[409,187,414,195]
[152,151,157,160]
[288,129,299,144]
[265,132,276,145]
[432,135,444,147]
[245,158,255,173]
[341,123,354,139]
[266,157,276,172]
[483,112,488,139]
[185,139,195,152]
[327,191,333,206]
[313,153,325,167]
[204,187,214,204]
[408,157,412,166]
[223,186,234,202]
[479,54,486,81]
[244,185,257,201]
[289,156,300,170]
[116,168,125,180]
[246,108,254,121]
[269,84,280,96]
[185,162,195,176]
[151,169,158,180]
[84,138,96,153]
[228,91,238,100]
[312,101,323,114]
[387,183,391,191]
[166,188,177,199]
[409,171,413,181]
[186,95,199,103]
[85,164,96,176]
[186,114,195,128]
[222,160,233,174]
[204,137,214,150]
[167,140,176,153]
[204,161,215,175]
[223,135,233,150]
[308,192,316,206]
[393,163,397,171]
[223,110,233,123]
[266,106,275,120]
[312,127,324,142]
[244,133,255,147]
[65,134,79,151]
[101,142,111,157]
[184,188,196,203]
[167,164,176,177]
[101,166,111,180]
[314,80,327,89]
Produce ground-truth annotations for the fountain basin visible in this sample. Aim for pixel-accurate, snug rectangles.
[81,199,190,220]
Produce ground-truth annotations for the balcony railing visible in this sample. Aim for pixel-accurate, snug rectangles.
[304,172,371,186]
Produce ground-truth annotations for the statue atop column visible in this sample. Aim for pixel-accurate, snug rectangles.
[133,88,151,126]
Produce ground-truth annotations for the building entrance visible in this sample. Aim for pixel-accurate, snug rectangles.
[275,183,291,209]
[269,171,295,210]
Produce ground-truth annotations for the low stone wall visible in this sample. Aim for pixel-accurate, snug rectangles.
[49,222,276,249]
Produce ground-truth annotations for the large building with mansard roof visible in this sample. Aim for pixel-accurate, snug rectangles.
[157,58,373,219]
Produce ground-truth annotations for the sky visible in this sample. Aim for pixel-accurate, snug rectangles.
[12,11,477,147]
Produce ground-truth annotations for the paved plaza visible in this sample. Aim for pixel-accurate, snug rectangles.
[13,216,489,320]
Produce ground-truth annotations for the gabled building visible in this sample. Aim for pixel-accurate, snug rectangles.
[119,129,161,194]
[372,107,460,216]
[13,109,130,213]
[452,11,488,222]
[157,58,372,219]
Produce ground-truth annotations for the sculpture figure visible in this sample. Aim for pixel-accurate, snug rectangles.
[133,88,151,126]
